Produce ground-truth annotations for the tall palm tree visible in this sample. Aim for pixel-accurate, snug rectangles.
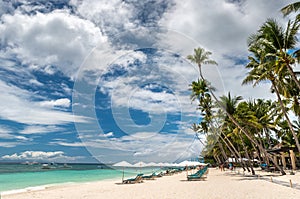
[188,48,286,175]
[187,47,218,80]
[219,93,252,172]
[244,19,300,155]
[248,19,300,90]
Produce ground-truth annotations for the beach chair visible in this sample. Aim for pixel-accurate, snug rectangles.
[122,173,144,184]
[142,173,156,180]
[164,169,172,176]
[153,172,163,178]
[187,166,208,181]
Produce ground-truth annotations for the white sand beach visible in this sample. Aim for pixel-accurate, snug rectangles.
[2,168,300,199]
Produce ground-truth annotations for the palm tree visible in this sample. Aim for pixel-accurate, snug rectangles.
[187,47,218,80]
[219,93,252,172]
[281,2,300,17]
[244,19,300,155]
[248,19,300,90]
[188,48,286,174]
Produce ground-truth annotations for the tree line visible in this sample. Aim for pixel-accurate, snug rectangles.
[188,2,300,175]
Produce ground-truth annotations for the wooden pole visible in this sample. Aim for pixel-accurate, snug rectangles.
[289,179,293,188]
[281,152,287,170]
[290,150,297,170]
[122,167,124,183]
[274,155,278,167]
[186,165,188,177]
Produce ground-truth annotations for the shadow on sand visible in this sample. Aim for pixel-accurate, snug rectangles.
[225,171,300,191]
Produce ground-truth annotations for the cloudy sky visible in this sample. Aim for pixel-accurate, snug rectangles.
[0,0,297,164]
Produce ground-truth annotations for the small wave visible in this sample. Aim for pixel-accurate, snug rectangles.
[1,185,46,196]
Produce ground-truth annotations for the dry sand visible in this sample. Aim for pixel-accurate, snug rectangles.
[2,168,300,199]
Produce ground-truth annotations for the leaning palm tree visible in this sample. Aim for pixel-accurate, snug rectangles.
[219,93,253,173]
[188,48,286,175]
[245,19,300,155]
[281,2,300,17]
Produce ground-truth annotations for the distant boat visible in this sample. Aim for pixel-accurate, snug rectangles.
[41,164,51,169]
[22,161,39,165]
[42,163,57,169]
[62,163,72,169]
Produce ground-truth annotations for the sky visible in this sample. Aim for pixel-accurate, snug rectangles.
[0,0,297,164]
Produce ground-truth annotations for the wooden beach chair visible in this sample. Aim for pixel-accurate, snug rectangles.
[122,173,144,184]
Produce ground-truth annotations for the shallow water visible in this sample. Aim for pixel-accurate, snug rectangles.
[0,163,160,192]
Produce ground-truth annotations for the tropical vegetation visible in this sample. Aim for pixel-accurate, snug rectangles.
[188,2,300,175]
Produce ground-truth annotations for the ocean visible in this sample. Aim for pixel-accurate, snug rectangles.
[0,163,160,194]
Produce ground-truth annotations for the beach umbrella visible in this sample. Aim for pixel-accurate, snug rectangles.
[133,161,147,167]
[227,158,236,163]
[145,162,159,167]
[112,161,133,167]
[178,160,202,167]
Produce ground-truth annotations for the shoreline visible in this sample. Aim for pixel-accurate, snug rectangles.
[0,166,151,194]
[0,169,155,196]
[0,175,124,196]
[2,168,300,199]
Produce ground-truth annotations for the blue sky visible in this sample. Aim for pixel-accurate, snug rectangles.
[0,0,297,163]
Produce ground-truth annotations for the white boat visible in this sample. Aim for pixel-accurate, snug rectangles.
[62,163,72,168]
[42,163,57,169]
[41,164,50,169]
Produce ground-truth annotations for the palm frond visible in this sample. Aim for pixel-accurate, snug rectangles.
[281,2,300,17]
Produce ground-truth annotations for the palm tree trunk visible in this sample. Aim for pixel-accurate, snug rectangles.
[220,133,247,171]
[225,111,285,174]
[198,64,204,80]
[217,140,228,162]
[264,129,272,149]
[197,64,285,175]
[238,133,255,175]
[257,133,270,165]
[210,120,247,170]
[214,154,221,165]
[286,63,300,90]
[272,80,300,154]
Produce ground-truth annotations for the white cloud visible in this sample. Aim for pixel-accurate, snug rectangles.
[29,79,44,86]
[0,142,20,148]
[0,10,105,78]
[77,130,202,162]
[159,0,295,100]
[103,132,114,137]
[50,141,86,147]
[39,98,70,108]
[0,80,89,125]
[0,126,31,141]
[0,0,14,16]
[2,151,64,160]
[97,49,197,115]
[20,125,63,135]
[71,0,135,36]
[0,126,14,139]
[0,0,297,163]
[1,150,82,162]
[160,0,292,55]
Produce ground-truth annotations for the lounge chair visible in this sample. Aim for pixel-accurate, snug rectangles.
[187,166,208,181]
[153,172,163,178]
[122,173,144,184]
[142,173,156,180]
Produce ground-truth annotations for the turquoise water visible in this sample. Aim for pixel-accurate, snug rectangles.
[0,164,160,193]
